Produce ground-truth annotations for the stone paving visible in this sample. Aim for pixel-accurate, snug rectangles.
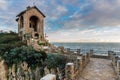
[79,58,117,80]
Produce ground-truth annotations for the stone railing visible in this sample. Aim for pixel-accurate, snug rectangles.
[109,51,120,79]
[39,49,91,80]
[65,52,90,80]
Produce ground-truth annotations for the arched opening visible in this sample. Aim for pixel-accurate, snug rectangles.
[29,16,39,32]
[35,33,39,39]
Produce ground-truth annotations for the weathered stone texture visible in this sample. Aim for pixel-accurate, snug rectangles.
[0,60,7,80]
[16,6,46,45]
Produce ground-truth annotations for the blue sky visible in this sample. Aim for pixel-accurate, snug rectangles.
[0,0,120,42]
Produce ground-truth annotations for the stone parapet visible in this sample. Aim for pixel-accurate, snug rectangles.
[108,51,115,60]
[65,53,90,80]
[65,63,74,80]
[90,49,94,56]
[111,52,120,79]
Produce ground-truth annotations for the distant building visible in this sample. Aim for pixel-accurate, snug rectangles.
[16,6,46,45]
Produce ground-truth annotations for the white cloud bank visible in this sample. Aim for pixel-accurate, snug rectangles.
[47,27,120,42]
[0,0,7,10]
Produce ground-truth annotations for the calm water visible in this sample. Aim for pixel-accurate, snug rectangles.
[52,42,120,55]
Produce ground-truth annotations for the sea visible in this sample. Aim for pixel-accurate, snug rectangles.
[52,42,120,55]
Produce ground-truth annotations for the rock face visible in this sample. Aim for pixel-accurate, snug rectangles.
[0,60,61,80]
[7,62,42,80]
[0,60,7,80]
[0,60,43,80]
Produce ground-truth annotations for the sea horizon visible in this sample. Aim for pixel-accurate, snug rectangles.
[52,42,120,55]
[51,42,120,43]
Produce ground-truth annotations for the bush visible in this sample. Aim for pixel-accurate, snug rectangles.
[0,31,48,69]
[1,46,47,69]
[45,54,67,70]
[0,32,27,55]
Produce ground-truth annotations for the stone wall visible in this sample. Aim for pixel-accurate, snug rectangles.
[0,61,44,80]
[7,62,42,80]
[0,60,65,80]
[65,53,90,80]
[110,52,120,80]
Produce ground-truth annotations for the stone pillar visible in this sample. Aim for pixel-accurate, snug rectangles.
[77,49,81,55]
[76,57,80,69]
[115,56,120,67]
[86,53,90,63]
[108,51,114,60]
[108,51,111,59]
[112,54,116,66]
[112,55,116,66]
[77,56,83,72]
[88,53,91,62]
[67,48,70,54]
[113,56,120,73]
[82,54,87,67]
[65,63,74,80]
[90,50,94,56]
[117,60,120,75]
[58,46,64,54]
[80,58,83,72]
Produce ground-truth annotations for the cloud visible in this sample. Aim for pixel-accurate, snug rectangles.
[0,0,7,10]
[46,5,68,20]
[57,5,67,12]
[47,26,120,42]
[66,0,120,29]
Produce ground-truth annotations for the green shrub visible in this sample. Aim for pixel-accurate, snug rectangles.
[0,31,47,69]
[45,54,67,70]
[1,46,47,69]
[0,32,27,55]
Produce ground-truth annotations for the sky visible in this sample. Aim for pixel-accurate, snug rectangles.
[0,0,120,42]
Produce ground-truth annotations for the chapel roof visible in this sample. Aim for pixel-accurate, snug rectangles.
[16,6,45,17]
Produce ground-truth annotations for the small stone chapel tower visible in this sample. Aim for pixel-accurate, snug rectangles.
[16,6,46,45]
